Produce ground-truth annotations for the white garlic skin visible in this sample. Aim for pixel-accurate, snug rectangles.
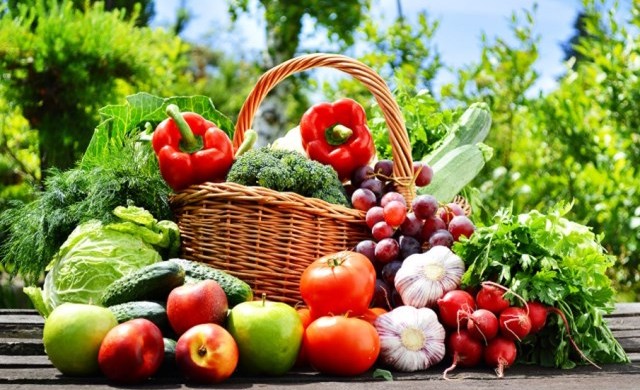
[375,305,446,372]
[394,245,465,308]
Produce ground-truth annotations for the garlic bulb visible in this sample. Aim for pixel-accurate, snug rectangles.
[374,305,446,372]
[394,245,465,308]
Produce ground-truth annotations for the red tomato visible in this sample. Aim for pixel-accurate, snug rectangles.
[359,307,388,325]
[295,307,312,367]
[303,316,380,376]
[300,251,376,318]
[297,307,313,328]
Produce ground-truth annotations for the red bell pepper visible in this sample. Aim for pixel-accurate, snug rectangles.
[151,104,234,191]
[299,98,376,181]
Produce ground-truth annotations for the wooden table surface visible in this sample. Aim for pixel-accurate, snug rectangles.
[0,304,639,389]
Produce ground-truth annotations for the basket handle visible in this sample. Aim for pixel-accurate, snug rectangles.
[234,53,415,201]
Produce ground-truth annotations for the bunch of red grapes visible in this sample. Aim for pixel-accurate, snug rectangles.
[347,159,476,310]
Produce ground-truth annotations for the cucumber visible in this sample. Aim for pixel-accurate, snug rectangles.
[419,143,493,202]
[107,300,169,330]
[100,261,185,306]
[423,102,492,166]
[162,337,177,369]
[168,258,253,307]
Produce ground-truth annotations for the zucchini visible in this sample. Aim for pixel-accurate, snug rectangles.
[423,102,492,166]
[419,143,493,202]
[100,261,185,306]
[168,258,253,307]
[107,300,169,330]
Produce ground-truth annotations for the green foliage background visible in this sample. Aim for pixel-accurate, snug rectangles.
[0,0,639,302]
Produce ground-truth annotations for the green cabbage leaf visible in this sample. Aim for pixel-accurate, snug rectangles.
[24,205,179,317]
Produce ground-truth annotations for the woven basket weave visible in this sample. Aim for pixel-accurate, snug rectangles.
[170,53,415,305]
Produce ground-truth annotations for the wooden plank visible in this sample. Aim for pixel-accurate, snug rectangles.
[606,315,640,331]
[611,303,640,316]
[0,338,44,355]
[0,313,43,325]
[0,322,44,339]
[0,355,51,367]
[0,364,640,389]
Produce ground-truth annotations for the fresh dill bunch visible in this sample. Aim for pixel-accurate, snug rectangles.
[0,136,172,284]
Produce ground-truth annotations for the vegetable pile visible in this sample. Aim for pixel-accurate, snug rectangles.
[0,87,629,385]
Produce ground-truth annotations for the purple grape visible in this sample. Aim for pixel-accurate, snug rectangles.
[365,206,385,229]
[421,215,447,243]
[374,159,394,177]
[383,181,397,196]
[351,165,374,187]
[380,191,406,207]
[351,188,377,211]
[381,260,403,287]
[429,229,454,248]
[360,178,384,200]
[372,221,394,241]
[355,240,377,263]
[448,215,476,241]
[374,238,400,264]
[400,212,423,238]
[412,194,439,220]
[413,162,434,187]
[370,278,393,310]
[391,288,404,308]
[399,235,422,259]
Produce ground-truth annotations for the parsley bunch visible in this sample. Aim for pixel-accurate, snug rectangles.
[455,203,629,368]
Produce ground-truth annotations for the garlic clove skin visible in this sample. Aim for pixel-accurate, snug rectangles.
[375,305,446,372]
[394,246,465,308]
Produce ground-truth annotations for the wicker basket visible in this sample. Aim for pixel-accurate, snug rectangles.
[170,53,415,305]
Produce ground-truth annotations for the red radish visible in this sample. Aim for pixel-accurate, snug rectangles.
[499,307,532,341]
[527,301,548,334]
[436,290,476,329]
[442,330,484,380]
[484,336,517,378]
[476,283,510,314]
[466,309,499,344]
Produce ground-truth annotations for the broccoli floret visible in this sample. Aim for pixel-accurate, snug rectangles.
[227,148,349,206]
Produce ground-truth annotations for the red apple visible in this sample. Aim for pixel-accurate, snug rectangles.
[98,318,164,384]
[166,279,228,335]
[175,323,239,383]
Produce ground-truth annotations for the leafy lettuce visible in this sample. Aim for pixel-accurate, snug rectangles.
[24,205,179,317]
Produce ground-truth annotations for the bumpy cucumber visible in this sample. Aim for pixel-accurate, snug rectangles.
[168,258,253,307]
[162,338,177,368]
[424,102,492,166]
[107,300,169,330]
[100,261,185,306]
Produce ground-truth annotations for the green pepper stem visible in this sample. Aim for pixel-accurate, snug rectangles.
[325,124,353,146]
[165,104,202,153]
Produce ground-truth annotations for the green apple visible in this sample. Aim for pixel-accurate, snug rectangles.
[43,303,118,376]
[227,296,303,375]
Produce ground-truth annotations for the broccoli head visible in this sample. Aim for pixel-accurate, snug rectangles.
[226,148,349,206]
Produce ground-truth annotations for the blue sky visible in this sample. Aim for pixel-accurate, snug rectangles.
[151,0,585,94]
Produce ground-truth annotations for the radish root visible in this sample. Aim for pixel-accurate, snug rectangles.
[501,317,524,342]
[494,358,507,378]
[442,354,459,381]
[481,281,530,315]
